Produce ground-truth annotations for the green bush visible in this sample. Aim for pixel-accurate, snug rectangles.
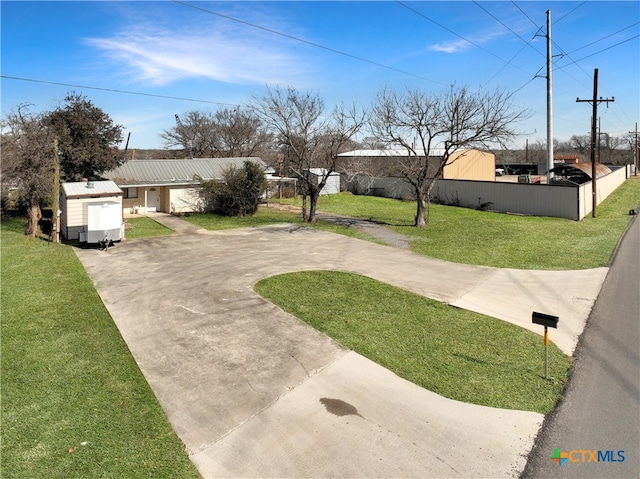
[200,160,267,216]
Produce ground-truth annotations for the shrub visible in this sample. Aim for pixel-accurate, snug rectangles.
[200,160,267,216]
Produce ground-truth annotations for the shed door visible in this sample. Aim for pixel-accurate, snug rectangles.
[147,187,160,212]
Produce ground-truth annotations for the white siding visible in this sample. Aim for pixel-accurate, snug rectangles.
[169,187,205,213]
[61,195,123,240]
[309,169,340,195]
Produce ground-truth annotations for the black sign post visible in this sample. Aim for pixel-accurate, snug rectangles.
[532,312,559,379]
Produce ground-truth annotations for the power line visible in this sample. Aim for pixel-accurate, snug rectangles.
[396,0,508,64]
[173,0,443,85]
[471,1,546,83]
[396,0,540,82]
[473,1,544,59]
[0,75,240,107]
[551,21,639,84]
[566,22,640,55]
[510,1,541,30]
[553,1,587,25]
[555,34,640,70]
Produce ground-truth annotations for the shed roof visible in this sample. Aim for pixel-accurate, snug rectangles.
[309,168,340,176]
[103,157,266,186]
[61,180,122,197]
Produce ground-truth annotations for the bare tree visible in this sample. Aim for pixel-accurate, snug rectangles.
[527,139,549,164]
[162,108,272,159]
[370,85,528,226]
[1,105,54,236]
[251,86,364,223]
[213,108,272,158]
[569,134,591,155]
[162,111,217,157]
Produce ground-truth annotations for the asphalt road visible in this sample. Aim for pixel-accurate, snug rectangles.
[521,215,640,479]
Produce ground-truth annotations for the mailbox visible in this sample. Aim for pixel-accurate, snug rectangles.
[532,311,559,328]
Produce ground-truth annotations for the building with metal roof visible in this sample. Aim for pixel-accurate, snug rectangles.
[336,148,496,181]
[59,180,123,241]
[104,157,265,187]
[102,157,267,214]
[61,180,122,198]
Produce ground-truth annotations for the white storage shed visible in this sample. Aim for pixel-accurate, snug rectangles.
[309,168,340,195]
[60,180,124,242]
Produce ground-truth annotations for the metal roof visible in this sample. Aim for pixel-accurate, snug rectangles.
[567,162,612,178]
[103,157,266,186]
[337,149,448,157]
[61,180,122,197]
[550,162,612,179]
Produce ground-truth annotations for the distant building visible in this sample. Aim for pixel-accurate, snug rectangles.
[336,149,496,181]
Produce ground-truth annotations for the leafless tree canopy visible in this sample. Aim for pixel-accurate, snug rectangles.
[251,86,364,223]
[162,108,272,159]
[369,85,528,226]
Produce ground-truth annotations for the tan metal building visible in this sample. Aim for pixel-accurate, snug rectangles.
[336,149,496,181]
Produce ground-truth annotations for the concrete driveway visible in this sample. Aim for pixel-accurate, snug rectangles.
[74,217,606,478]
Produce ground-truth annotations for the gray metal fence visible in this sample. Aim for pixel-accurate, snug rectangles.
[346,165,630,220]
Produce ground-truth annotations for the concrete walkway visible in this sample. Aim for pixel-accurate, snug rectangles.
[75,214,607,478]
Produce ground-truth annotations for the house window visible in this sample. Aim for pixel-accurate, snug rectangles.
[123,187,138,199]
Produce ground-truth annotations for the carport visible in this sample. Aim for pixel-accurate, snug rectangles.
[549,162,612,185]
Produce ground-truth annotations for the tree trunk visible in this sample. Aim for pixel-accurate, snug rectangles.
[307,190,319,224]
[301,194,308,222]
[414,196,427,227]
[26,204,42,237]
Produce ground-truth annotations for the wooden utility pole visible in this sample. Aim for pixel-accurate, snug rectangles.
[631,123,638,176]
[576,68,614,218]
[52,139,60,243]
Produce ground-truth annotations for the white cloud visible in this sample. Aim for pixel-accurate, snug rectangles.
[430,39,472,54]
[85,23,311,87]
[429,27,511,54]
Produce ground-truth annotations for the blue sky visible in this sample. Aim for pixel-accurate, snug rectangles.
[2,1,639,150]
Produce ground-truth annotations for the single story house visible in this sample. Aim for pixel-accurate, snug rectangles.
[336,148,496,181]
[103,157,267,214]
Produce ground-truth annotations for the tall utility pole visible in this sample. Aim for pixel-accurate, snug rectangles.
[52,139,60,243]
[631,123,638,176]
[546,10,554,184]
[576,68,614,218]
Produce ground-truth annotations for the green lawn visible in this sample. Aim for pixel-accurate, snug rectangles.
[181,207,380,243]
[269,177,640,269]
[0,218,201,479]
[124,216,174,239]
[255,271,571,414]
[2,177,636,475]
